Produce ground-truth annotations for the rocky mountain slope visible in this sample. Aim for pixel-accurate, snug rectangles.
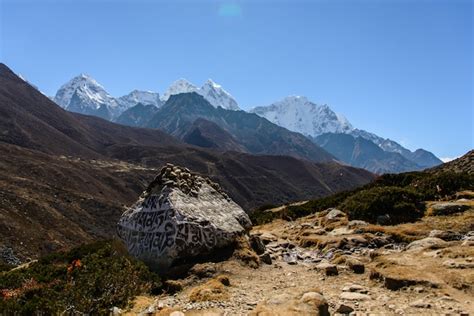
[146,92,335,163]
[350,128,443,168]
[314,133,423,174]
[181,118,247,152]
[430,149,473,174]
[115,103,160,127]
[0,63,374,261]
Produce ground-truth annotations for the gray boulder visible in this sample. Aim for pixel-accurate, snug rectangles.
[406,237,448,251]
[325,208,346,221]
[428,229,462,241]
[117,163,251,272]
[429,202,471,216]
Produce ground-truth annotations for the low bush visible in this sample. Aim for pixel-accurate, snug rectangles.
[251,170,472,225]
[413,172,474,200]
[249,208,279,226]
[0,240,161,314]
[282,190,355,221]
[339,186,424,224]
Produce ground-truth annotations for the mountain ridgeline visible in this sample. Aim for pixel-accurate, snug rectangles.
[145,92,335,162]
[51,73,442,174]
[252,97,443,173]
[314,133,424,174]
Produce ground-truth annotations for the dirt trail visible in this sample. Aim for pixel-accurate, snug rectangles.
[126,209,474,315]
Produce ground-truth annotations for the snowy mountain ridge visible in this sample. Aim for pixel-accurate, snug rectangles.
[117,90,162,110]
[53,76,240,120]
[53,74,121,120]
[161,78,240,110]
[250,95,442,168]
[251,96,353,137]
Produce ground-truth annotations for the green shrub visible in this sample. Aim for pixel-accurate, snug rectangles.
[412,172,474,200]
[0,240,161,314]
[282,190,355,221]
[249,204,278,225]
[0,261,14,273]
[370,172,423,188]
[339,186,424,224]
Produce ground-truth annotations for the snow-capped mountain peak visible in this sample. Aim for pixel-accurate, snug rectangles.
[161,78,198,102]
[117,90,162,109]
[199,78,240,111]
[250,96,353,137]
[54,74,116,109]
[53,74,119,120]
[205,78,221,88]
[160,78,240,110]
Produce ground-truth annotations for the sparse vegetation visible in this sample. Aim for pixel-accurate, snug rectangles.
[0,240,161,314]
[232,236,260,268]
[340,187,424,224]
[250,171,474,225]
[188,275,231,302]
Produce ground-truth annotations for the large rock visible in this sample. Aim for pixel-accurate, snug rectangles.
[428,202,471,216]
[117,164,252,271]
[406,237,448,252]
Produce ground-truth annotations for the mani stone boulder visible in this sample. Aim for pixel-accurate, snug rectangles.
[117,163,252,272]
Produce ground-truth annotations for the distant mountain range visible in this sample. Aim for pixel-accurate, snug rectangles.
[51,73,442,174]
[252,96,443,172]
[145,92,334,163]
[53,75,240,121]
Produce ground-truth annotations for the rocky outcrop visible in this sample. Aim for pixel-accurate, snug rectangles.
[428,202,471,216]
[117,164,252,272]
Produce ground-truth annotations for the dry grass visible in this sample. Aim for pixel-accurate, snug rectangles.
[359,210,474,243]
[123,296,155,315]
[188,275,231,302]
[233,236,260,268]
[163,279,184,294]
[368,243,474,294]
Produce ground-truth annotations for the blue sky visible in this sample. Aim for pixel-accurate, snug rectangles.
[1,0,472,159]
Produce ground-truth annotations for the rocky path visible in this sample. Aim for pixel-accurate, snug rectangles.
[125,208,474,316]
